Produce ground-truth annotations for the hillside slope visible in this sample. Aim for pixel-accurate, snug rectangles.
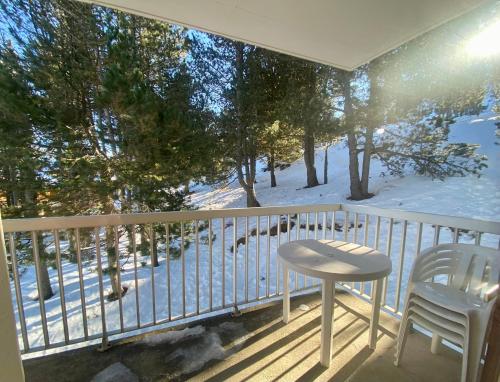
[192,109,500,222]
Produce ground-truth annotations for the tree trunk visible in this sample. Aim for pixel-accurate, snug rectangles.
[269,154,277,188]
[360,61,380,198]
[39,259,54,301]
[323,144,330,184]
[35,234,54,301]
[183,180,190,194]
[234,41,261,207]
[105,225,122,300]
[246,186,261,207]
[347,133,363,200]
[361,126,374,196]
[237,163,261,207]
[342,71,364,200]
[150,227,159,267]
[303,128,319,187]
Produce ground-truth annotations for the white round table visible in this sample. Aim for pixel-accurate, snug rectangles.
[278,239,392,367]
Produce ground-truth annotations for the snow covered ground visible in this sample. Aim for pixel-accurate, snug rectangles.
[10,106,500,355]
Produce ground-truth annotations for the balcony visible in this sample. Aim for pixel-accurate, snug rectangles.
[2,204,499,381]
[23,292,464,382]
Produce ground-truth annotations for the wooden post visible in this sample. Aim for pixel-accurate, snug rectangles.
[0,211,25,381]
[481,300,500,382]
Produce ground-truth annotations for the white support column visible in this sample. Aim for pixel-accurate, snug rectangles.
[320,279,335,367]
[0,211,25,381]
[282,264,290,324]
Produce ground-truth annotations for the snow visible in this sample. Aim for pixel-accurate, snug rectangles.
[162,321,248,377]
[141,325,205,346]
[10,106,500,356]
[90,362,139,382]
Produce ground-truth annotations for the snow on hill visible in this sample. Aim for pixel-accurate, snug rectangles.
[191,109,500,222]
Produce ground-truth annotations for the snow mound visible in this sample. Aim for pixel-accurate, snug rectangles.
[142,325,205,346]
[90,362,138,382]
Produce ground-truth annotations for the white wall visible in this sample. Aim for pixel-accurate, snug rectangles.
[0,211,25,382]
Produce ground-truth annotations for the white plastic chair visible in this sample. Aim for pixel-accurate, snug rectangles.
[394,243,500,382]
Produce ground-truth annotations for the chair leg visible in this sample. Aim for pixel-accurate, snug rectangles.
[431,333,441,354]
[394,307,411,366]
[461,336,469,382]
[464,330,484,382]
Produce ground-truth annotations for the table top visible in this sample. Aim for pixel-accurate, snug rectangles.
[278,239,392,282]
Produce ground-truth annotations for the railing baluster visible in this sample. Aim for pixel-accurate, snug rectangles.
[287,214,291,243]
[9,233,29,352]
[75,228,89,339]
[195,220,200,315]
[295,213,300,290]
[474,231,481,245]
[94,228,107,344]
[245,216,249,303]
[354,213,359,243]
[453,227,459,243]
[395,220,408,313]
[361,215,370,295]
[431,225,441,283]
[374,216,381,250]
[31,231,49,347]
[343,211,349,242]
[305,213,310,287]
[351,212,359,289]
[331,211,336,240]
[296,213,301,240]
[306,213,310,239]
[208,219,213,311]
[181,221,186,316]
[113,226,124,332]
[277,215,281,295]
[149,225,156,325]
[221,217,225,308]
[256,216,260,299]
[166,223,172,320]
[131,225,140,327]
[364,215,369,246]
[415,222,423,255]
[314,212,319,239]
[266,216,270,297]
[286,214,292,291]
[369,214,377,312]
[53,230,69,344]
[433,225,441,245]
[381,218,394,307]
[233,217,237,307]
[322,212,327,240]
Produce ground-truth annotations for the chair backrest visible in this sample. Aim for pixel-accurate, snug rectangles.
[413,243,500,298]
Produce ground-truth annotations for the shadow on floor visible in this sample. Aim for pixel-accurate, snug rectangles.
[23,292,462,382]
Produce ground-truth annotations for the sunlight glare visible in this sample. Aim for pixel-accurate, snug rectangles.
[466,20,500,57]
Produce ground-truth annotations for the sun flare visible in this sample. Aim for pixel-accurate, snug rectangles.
[466,20,500,57]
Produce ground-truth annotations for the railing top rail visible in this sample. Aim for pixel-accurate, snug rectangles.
[0,204,342,233]
[1,203,499,235]
[341,204,500,235]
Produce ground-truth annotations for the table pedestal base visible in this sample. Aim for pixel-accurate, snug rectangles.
[320,279,335,367]
[282,274,385,367]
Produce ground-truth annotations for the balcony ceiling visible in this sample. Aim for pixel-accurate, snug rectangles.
[81,0,485,70]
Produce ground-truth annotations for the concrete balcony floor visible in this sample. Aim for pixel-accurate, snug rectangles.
[23,291,462,382]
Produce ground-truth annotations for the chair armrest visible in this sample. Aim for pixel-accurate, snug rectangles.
[483,284,499,303]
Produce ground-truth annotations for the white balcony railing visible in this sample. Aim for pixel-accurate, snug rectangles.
[2,204,499,356]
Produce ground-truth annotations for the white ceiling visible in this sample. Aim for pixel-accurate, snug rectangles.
[87,0,487,70]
